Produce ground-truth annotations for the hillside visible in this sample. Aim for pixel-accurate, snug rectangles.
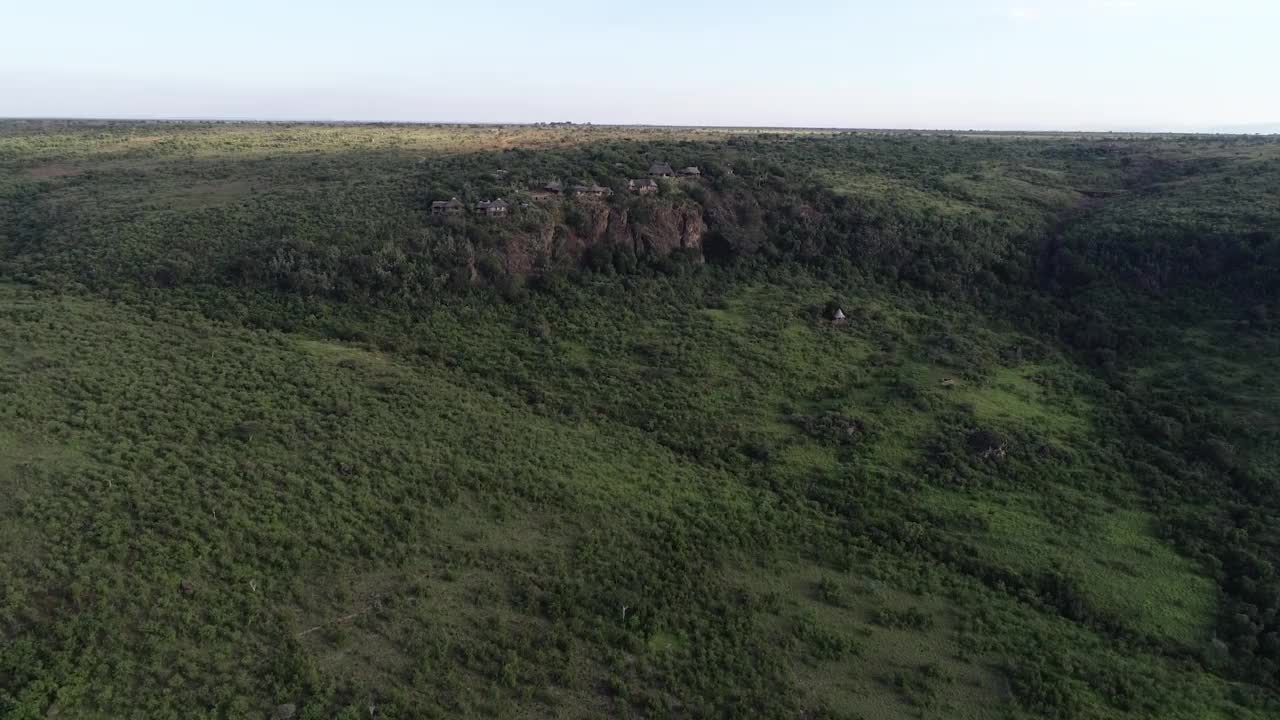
[2,122,1280,719]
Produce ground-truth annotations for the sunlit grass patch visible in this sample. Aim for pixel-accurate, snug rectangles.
[955,364,1091,437]
[733,561,1007,719]
[925,488,1214,646]
[819,170,979,217]
[944,167,1083,212]
[1083,510,1216,644]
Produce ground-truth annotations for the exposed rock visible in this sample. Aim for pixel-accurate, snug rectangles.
[502,225,555,276]
[967,429,1008,459]
[633,204,705,256]
[502,201,705,275]
[274,703,296,719]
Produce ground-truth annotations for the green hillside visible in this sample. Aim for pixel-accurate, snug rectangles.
[2,122,1279,719]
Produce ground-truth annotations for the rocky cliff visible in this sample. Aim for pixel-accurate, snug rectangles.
[501,200,707,276]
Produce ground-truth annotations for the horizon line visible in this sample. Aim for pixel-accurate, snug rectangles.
[2,115,1278,136]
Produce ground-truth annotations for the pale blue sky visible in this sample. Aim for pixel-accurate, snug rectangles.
[3,0,1278,130]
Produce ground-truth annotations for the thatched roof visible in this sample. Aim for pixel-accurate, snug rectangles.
[648,163,675,176]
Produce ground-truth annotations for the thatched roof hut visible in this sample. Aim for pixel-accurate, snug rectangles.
[431,197,465,215]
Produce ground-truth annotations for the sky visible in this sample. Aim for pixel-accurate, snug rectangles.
[3,0,1278,131]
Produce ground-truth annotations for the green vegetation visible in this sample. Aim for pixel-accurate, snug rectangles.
[2,120,1279,718]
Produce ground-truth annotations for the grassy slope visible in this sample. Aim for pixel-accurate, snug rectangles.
[0,276,1257,719]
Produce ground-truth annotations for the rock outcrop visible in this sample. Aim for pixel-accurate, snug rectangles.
[501,200,706,277]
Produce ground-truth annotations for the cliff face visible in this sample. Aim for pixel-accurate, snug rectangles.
[501,201,706,276]
[630,203,707,257]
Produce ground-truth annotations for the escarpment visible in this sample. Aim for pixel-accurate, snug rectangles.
[498,199,708,276]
